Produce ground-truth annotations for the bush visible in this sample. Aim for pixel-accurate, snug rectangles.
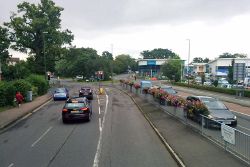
[12,79,32,99]
[0,82,16,106]
[26,75,49,95]
[174,82,250,98]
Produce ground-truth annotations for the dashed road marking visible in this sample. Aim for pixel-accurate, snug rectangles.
[8,163,14,167]
[31,126,53,147]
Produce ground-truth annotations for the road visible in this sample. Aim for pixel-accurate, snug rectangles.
[0,80,178,167]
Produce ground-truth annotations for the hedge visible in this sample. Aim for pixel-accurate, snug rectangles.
[0,82,16,107]
[173,82,250,98]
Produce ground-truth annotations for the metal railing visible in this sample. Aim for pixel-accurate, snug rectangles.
[121,84,250,165]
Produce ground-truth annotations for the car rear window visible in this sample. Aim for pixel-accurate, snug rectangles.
[65,103,86,109]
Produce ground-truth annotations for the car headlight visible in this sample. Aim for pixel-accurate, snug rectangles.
[233,115,237,120]
[208,115,213,119]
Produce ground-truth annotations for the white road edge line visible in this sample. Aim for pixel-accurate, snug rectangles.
[31,126,53,147]
[231,110,250,117]
[238,125,250,132]
[8,163,14,167]
[99,118,102,132]
[93,93,109,167]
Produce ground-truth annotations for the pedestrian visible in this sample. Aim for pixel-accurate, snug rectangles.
[15,91,24,107]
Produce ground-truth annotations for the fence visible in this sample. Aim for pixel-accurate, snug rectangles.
[121,83,250,165]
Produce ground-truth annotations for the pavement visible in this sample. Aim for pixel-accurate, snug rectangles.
[0,93,52,131]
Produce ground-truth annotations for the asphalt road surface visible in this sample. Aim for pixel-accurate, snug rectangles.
[0,80,178,167]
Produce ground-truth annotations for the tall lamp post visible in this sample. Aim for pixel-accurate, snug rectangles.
[186,39,191,85]
[43,32,48,80]
[111,44,113,85]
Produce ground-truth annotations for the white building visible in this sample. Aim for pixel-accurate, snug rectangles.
[208,58,250,78]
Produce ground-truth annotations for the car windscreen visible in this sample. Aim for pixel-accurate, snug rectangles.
[162,88,176,94]
[65,103,86,109]
[141,82,152,88]
[201,98,227,110]
[55,89,65,93]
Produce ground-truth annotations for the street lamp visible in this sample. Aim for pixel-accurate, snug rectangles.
[111,44,113,85]
[43,32,48,80]
[186,39,191,85]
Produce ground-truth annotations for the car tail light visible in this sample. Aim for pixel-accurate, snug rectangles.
[80,107,89,111]
[62,109,68,112]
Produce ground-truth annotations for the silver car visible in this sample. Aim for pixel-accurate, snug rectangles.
[186,96,237,127]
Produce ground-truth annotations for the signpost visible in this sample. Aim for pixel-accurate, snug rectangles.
[221,124,235,146]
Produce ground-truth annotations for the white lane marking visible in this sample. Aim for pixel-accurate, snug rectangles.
[238,125,250,132]
[99,118,102,132]
[93,93,109,167]
[97,98,100,105]
[58,117,61,121]
[98,106,101,115]
[21,113,32,120]
[31,126,53,147]
[8,163,14,167]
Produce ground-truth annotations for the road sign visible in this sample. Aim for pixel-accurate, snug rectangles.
[221,124,235,145]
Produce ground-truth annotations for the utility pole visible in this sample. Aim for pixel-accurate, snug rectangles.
[111,44,114,86]
[187,39,191,85]
[43,32,48,80]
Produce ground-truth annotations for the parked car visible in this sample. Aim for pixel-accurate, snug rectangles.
[160,86,177,95]
[79,87,93,100]
[185,96,237,127]
[53,88,69,101]
[76,75,83,80]
[62,97,92,123]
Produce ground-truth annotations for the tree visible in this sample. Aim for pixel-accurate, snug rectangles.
[102,51,113,60]
[192,57,210,63]
[0,26,11,64]
[219,52,248,58]
[113,54,137,74]
[228,59,235,84]
[4,0,74,74]
[141,48,180,59]
[161,59,181,82]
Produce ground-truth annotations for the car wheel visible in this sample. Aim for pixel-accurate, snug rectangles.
[62,117,68,124]
[86,113,91,122]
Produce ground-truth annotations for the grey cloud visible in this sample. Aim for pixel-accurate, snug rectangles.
[1,0,250,31]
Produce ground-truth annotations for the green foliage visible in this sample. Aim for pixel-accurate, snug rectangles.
[12,79,32,98]
[26,75,49,95]
[213,80,218,87]
[192,57,210,63]
[0,26,11,64]
[102,51,113,60]
[0,82,15,106]
[141,48,180,59]
[161,59,182,82]
[113,54,137,74]
[2,61,31,81]
[219,52,247,58]
[4,0,74,74]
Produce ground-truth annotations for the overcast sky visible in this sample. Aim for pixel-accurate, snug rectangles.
[1,0,250,62]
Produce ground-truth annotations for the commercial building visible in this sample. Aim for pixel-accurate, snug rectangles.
[137,59,184,77]
[208,58,250,78]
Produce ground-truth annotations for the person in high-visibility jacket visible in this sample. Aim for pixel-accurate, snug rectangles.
[99,87,104,94]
